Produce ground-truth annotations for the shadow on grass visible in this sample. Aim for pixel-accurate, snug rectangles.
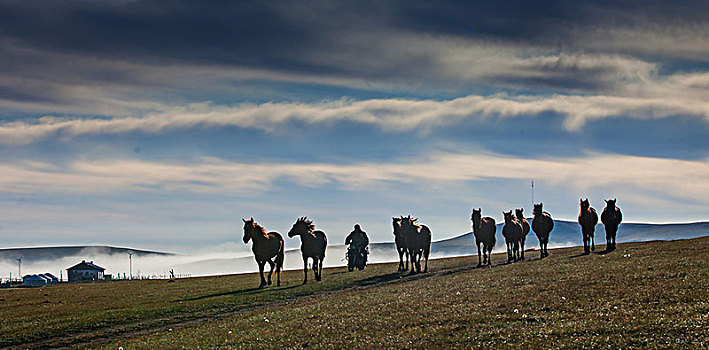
[569,252,591,259]
[355,272,403,287]
[594,248,615,255]
[179,284,300,302]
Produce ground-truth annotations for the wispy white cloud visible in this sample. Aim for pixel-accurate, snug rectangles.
[2,79,707,145]
[2,153,708,204]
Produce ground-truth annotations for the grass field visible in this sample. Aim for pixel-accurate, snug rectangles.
[2,237,708,349]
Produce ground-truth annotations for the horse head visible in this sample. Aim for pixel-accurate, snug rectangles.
[533,203,543,216]
[288,216,314,238]
[580,198,590,211]
[503,210,515,223]
[604,198,617,209]
[515,208,524,221]
[471,208,482,224]
[242,217,256,243]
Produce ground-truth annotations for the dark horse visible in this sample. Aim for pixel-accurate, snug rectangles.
[471,208,496,267]
[399,216,431,273]
[288,217,327,284]
[515,208,531,260]
[601,198,622,251]
[392,217,409,271]
[532,203,554,258]
[578,198,598,254]
[242,218,284,288]
[502,210,523,263]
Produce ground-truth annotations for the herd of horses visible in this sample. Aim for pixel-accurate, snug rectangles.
[241,198,623,288]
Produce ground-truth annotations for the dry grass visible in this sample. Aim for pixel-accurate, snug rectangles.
[3,237,708,349]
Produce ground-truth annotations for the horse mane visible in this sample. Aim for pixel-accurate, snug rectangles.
[401,215,422,230]
[297,216,316,233]
[252,221,269,239]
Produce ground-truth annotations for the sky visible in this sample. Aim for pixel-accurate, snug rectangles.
[1,0,708,254]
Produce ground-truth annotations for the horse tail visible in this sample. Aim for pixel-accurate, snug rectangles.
[275,240,285,270]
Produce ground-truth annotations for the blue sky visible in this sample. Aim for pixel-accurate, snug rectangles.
[1,0,708,253]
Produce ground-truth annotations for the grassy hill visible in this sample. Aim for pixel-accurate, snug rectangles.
[1,236,707,349]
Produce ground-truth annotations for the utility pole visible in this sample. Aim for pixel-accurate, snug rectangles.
[128,252,133,280]
[531,180,535,211]
[17,257,22,279]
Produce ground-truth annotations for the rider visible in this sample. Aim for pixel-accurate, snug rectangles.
[345,224,369,254]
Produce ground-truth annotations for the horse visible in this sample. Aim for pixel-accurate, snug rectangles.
[392,217,409,271]
[601,198,622,251]
[578,198,598,254]
[502,210,523,263]
[471,208,496,267]
[532,203,554,258]
[515,208,531,260]
[242,218,284,288]
[287,217,327,284]
[399,216,431,273]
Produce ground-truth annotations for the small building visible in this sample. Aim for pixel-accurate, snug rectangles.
[22,273,59,287]
[40,273,59,284]
[23,274,49,287]
[67,260,105,282]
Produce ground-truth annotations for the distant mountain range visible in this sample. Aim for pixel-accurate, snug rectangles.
[435,219,709,255]
[0,245,174,262]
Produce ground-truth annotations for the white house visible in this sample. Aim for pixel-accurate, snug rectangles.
[67,260,106,282]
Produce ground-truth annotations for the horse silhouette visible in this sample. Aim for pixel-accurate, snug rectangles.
[471,208,496,267]
[400,216,431,273]
[532,203,554,258]
[288,217,327,284]
[515,208,531,260]
[578,199,598,254]
[242,218,284,288]
[601,198,622,251]
[392,217,409,271]
[502,210,523,263]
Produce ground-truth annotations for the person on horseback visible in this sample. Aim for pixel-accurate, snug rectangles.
[345,224,369,271]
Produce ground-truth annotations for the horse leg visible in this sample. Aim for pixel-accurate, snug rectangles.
[397,249,402,271]
[414,251,420,272]
[312,258,319,281]
[302,257,308,285]
[606,229,611,251]
[319,257,324,281]
[275,259,281,287]
[423,248,429,272]
[315,257,322,282]
[520,238,524,260]
[591,234,595,252]
[546,241,550,257]
[398,249,404,271]
[477,243,482,267]
[258,261,267,288]
[266,260,275,286]
[405,250,409,271]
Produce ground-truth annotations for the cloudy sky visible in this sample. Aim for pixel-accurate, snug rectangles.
[1,0,708,253]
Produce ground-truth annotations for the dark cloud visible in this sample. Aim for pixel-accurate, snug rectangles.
[2,1,706,66]
[0,0,707,116]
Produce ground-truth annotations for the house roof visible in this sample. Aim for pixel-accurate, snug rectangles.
[67,260,105,271]
[23,274,48,281]
[40,273,58,280]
